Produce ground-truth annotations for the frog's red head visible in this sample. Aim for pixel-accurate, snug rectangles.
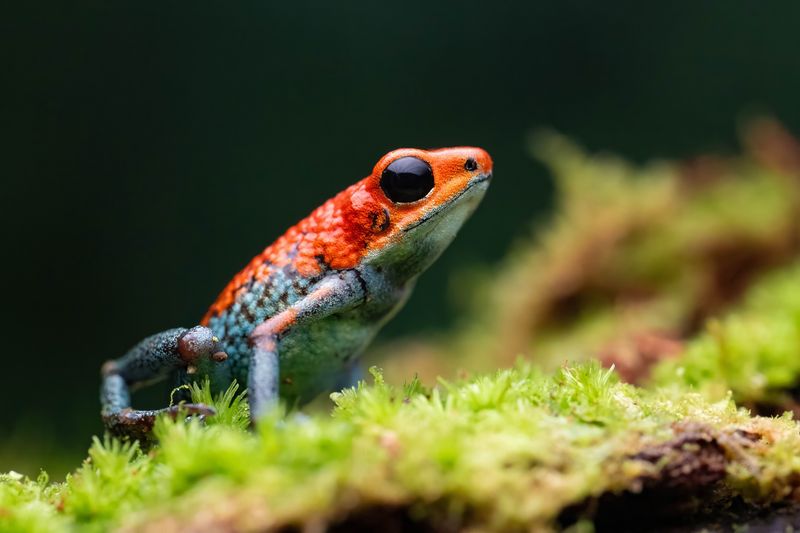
[370,146,493,230]
[285,146,493,277]
[326,146,494,278]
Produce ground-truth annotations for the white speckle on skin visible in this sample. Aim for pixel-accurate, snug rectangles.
[350,188,371,210]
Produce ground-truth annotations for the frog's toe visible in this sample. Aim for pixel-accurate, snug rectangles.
[103,404,217,440]
[102,409,160,441]
[166,403,217,419]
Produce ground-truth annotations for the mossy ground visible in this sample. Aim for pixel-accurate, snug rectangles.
[4,120,800,532]
[4,359,800,532]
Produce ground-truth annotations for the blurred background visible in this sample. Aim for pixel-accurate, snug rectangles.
[3,1,800,476]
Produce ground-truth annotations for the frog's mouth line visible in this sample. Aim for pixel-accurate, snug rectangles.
[402,172,492,233]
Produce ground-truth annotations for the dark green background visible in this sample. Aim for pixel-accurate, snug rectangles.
[3,2,800,471]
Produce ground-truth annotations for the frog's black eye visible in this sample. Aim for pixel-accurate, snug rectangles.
[380,156,434,203]
[465,158,478,171]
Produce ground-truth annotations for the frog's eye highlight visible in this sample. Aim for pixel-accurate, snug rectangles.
[380,156,435,203]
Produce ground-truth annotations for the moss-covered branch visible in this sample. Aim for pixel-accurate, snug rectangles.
[5,358,800,532]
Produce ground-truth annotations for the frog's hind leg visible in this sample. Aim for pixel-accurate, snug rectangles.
[100,326,227,439]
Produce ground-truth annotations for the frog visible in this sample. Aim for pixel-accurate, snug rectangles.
[100,147,493,437]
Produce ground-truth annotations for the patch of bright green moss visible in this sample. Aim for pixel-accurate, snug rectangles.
[4,359,800,532]
[652,263,800,406]
[0,472,66,533]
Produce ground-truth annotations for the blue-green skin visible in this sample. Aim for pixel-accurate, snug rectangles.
[100,154,491,436]
[207,266,406,406]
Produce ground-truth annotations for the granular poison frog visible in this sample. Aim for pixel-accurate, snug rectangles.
[101,147,493,437]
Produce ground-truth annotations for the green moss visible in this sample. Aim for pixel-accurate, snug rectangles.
[652,263,800,406]
[0,472,66,533]
[4,354,800,531]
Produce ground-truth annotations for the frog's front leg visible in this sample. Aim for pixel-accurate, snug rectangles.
[248,271,367,422]
[100,326,227,439]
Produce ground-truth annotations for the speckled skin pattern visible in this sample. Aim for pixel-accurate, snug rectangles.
[101,147,492,434]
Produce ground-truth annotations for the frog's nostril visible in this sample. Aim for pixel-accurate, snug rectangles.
[465,157,478,171]
[466,147,492,174]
